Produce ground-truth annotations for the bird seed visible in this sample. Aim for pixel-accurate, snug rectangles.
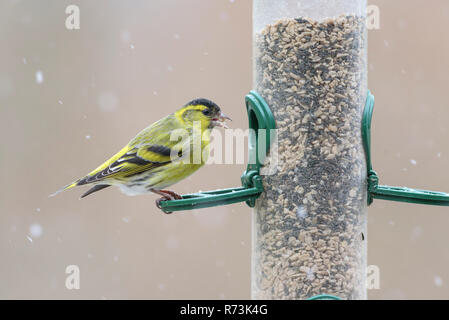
[252,15,367,300]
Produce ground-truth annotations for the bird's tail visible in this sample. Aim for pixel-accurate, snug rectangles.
[49,180,80,197]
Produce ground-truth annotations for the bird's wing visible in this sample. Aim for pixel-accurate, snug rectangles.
[75,145,172,185]
[50,114,190,197]
[76,115,186,185]
[52,115,188,195]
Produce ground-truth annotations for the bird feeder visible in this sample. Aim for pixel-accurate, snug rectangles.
[251,0,369,299]
[159,0,449,300]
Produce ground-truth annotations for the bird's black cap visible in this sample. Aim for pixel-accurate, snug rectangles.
[186,98,220,114]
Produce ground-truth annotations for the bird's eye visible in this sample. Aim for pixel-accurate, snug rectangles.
[202,109,210,116]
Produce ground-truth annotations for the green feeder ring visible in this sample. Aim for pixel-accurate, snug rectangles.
[362,90,449,206]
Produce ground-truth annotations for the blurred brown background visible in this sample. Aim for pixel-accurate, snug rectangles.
[0,0,448,299]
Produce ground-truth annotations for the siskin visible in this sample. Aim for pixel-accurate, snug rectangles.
[53,98,230,209]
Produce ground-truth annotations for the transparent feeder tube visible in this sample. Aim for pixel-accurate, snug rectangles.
[252,0,368,299]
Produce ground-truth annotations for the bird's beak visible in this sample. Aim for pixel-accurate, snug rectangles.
[212,112,232,129]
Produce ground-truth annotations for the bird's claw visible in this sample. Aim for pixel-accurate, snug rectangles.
[155,197,173,214]
[155,197,166,209]
[151,189,182,214]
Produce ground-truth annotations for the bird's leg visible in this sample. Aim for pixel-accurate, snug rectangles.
[159,189,182,200]
[150,189,182,214]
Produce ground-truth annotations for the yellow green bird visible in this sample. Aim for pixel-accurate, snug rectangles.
[53,99,230,210]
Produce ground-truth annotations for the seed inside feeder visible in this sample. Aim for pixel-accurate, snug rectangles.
[252,14,367,300]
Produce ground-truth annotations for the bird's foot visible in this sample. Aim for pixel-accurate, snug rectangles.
[151,189,182,214]
[155,197,173,214]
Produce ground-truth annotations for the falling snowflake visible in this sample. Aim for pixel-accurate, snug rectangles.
[29,223,43,238]
[97,91,119,112]
[306,268,315,281]
[296,206,307,220]
[434,275,443,287]
[35,70,44,84]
